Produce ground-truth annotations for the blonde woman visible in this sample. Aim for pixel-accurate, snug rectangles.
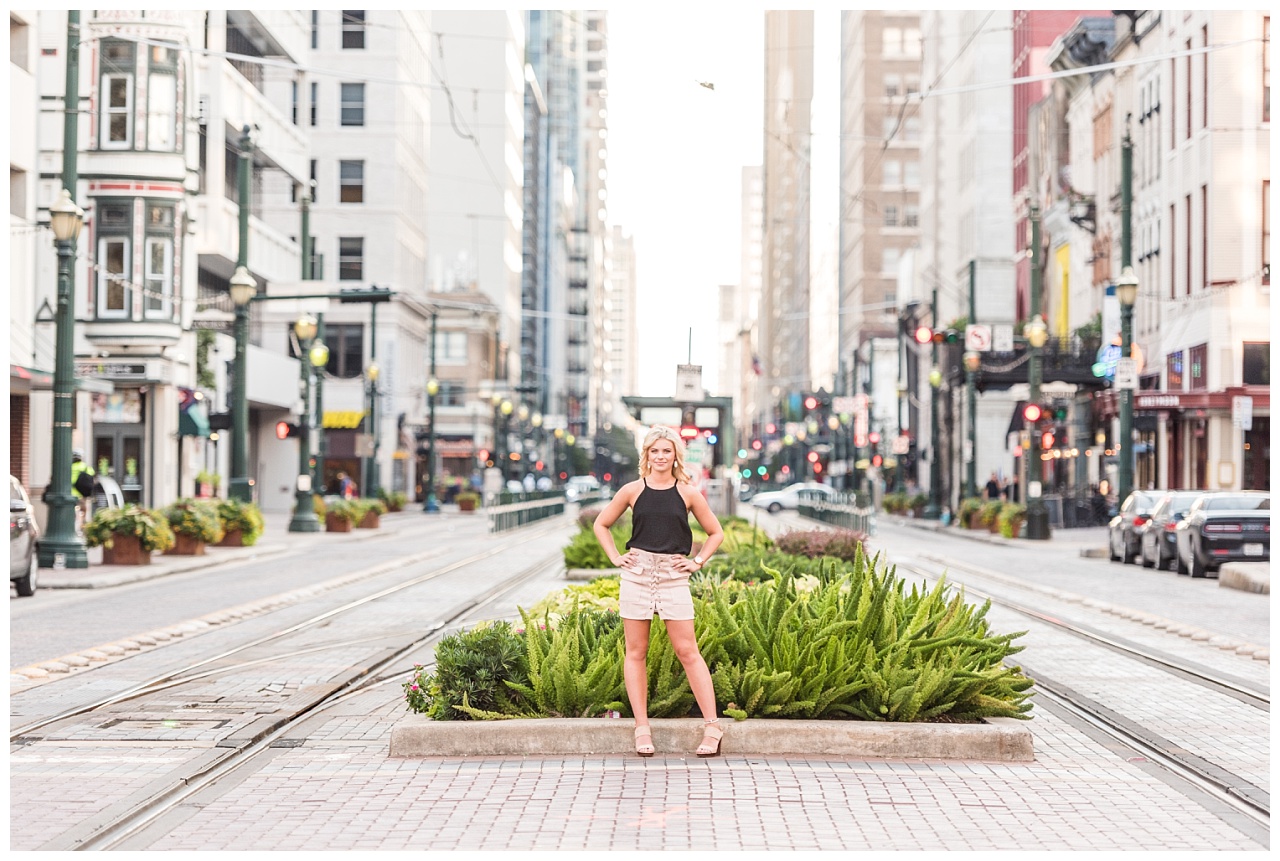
[592,425,725,757]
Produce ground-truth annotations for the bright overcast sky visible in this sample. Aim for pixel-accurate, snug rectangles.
[607,6,840,399]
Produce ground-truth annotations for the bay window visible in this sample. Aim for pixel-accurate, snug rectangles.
[100,39,135,150]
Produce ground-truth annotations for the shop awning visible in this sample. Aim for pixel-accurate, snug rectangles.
[178,388,211,437]
[10,363,115,395]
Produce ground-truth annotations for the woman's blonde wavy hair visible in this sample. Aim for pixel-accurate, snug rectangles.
[638,425,692,483]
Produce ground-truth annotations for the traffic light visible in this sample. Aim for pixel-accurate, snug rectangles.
[804,395,819,412]
[1022,403,1043,423]
[913,325,933,345]
[275,421,301,439]
[914,327,960,345]
[679,405,697,440]
[1041,429,1056,450]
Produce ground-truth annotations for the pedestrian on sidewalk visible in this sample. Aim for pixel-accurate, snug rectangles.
[592,425,725,758]
[984,472,1001,501]
[337,471,356,499]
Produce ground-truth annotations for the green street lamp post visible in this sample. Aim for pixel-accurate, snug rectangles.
[1115,267,1138,505]
[1025,313,1051,539]
[287,314,323,532]
[422,309,439,512]
[364,361,380,496]
[963,350,980,498]
[923,364,943,518]
[39,189,89,569]
[228,266,257,502]
[500,399,514,481]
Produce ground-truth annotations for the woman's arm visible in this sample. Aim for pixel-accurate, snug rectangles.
[681,488,724,572]
[592,482,637,567]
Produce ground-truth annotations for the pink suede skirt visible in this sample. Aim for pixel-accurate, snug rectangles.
[619,549,695,621]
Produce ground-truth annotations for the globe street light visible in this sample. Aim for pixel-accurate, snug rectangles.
[39,189,89,569]
[287,313,321,532]
[1115,266,1138,505]
[228,265,257,503]
[423,377,440,512]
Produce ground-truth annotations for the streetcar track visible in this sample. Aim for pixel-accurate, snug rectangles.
[11,517,569,742]
[37,542,566,851]
[895,556,1269,831]
[898,557,1269,708]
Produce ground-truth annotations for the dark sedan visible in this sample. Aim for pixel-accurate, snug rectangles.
[1139,490,1203,570]
[1108,490,1162,565]
[1175,491,1270,578]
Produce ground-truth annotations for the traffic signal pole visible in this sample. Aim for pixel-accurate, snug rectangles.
[1025,201,1051,540]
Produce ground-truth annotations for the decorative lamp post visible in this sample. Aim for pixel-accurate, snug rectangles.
[364,361,380,496]
[923,365,943,519]
[1115,266,1138,506]
[287,314,321,532]
[531,412,544,478]
[309,335,329,495]
[1025,313,1050,539]
[39,189,88,569]
[228,266,257,503]
[423,377,440,512]
[500,399,514,481]
[963,350,981,499]
[553,426,565,480]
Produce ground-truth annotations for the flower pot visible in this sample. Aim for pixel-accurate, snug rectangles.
[102,533,151,565]
[167,533,207,556]
[966,514,983,530]
[988,519,1002,534]
[217,528,244,547]
[458,498,477,512]
[326,514,353,533]
[357,511,380,529]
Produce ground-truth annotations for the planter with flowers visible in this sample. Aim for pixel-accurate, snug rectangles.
[356,498,386,529]
[195,470,221,499]
[957,497,984,530]
[325,498,360,532]
[379,489,407,513]
[84,505,175,565]
[455,491,480,513]
[978,501,1004,533]
[163,499,224,555]
[997,503,1027,539]
[215,499,265,547]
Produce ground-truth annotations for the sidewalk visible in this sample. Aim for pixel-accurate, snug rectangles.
[882,513,1109,555]
[37,506,452,590]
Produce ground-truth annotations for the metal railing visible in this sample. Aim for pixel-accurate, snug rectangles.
[798,493,877,536]
[487,492,566,533]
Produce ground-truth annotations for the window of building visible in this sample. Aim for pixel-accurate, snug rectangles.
[883,160,900,186]
[338,237,363,280]
[1264,181,1271,285]
[310,82,318,126]
[341,10,366,49]
[311,10,319,49]
[1170,57,1177,149]
[291,80,298,125]
[325,323,364,378]
[10,167,25,217]
[881,248,901,277]
[1242,342,1270,385]
[1265,17,1271,123]
[310,159,318,203]
[1169,203,1177,298]
[883,205,898,227]
[438,332,468,362]
[1188,343,1207,390]
[903,161,920,189]
[143,204,175,319]
[903,204,919,227]
[100,40,134,149]
[340,82,365,126]
[884,74,901,98]
[339,160,364,203]
[904,76,920,96]
[437,381,466,407]
[1167,350,1184,389]
[95,201,131,318]
[902,116,920,142]
[10,16,30,71]
[882,27,902,56]
[146,45,177,151]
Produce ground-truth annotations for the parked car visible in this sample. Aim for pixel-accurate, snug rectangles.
[1175,491,1270,578]
[10,475,39,597]
[748,481,836,513]
[1108,490,1163,564]
[565,475,602,503]
[1139,490,1203,570]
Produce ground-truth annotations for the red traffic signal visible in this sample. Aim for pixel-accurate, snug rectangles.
[807,451,819,463]
[914,325,933,344]
[868,431,881,445]
[804,396,818,411]
[1041,430,1056,449]
[679,425,698,439]
[275,421,301,439]
[872,454,883,467]
[1022,403,1043,423]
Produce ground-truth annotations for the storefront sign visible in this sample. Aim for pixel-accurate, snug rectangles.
[1136,394,1182,409]
[1232,396,1254,430]
[76,361,147,379]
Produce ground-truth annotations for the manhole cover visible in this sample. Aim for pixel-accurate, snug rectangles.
[98,718,231,731]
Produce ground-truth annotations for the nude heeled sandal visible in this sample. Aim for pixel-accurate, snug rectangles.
[696,719,723,757]
[634,725,655,757]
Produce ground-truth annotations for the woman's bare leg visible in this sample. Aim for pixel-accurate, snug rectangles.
[664,619,717,721]
[623,618,652,724]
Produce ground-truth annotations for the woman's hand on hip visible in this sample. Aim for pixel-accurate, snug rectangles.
[614,550,638,569]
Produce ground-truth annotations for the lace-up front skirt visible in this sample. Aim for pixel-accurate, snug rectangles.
[618,549,695,621]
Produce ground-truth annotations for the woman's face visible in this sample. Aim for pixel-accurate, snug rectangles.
[647,438,676,473]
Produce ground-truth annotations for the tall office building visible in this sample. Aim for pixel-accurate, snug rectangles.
[606,225,638,415]
[761,11,814,414]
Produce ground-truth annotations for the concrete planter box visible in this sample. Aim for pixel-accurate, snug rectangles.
[389,715,1033,762]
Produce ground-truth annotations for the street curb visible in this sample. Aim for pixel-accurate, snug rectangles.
[565,567,619,581]
[388,715,1034,762]
[39,543,292,589]
[1219,562,1270,594]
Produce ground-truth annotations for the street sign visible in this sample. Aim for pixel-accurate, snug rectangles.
[1114,357,1138,390]
[965,324,992,352]
[993,324,1014,352]
[1232,396,1254,430]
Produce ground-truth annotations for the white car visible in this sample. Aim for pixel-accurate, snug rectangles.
[748,482,837,513]
[565,475,602,503]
